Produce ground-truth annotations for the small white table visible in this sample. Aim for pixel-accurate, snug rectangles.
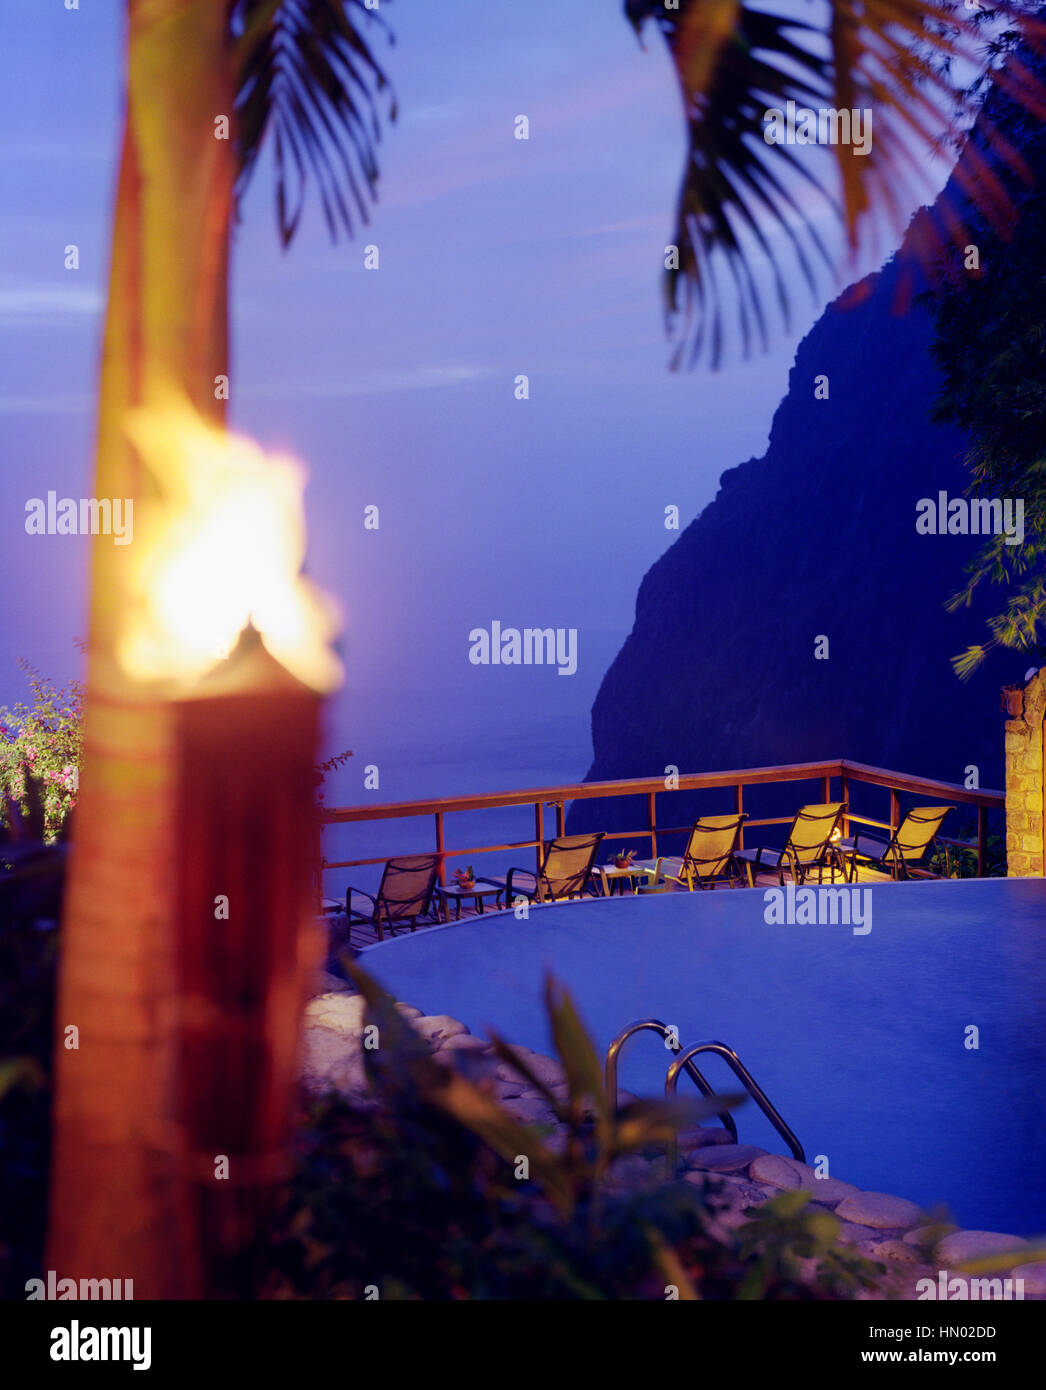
[593,862,658,897]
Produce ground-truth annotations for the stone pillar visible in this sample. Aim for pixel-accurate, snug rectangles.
[1004,668,1046,877]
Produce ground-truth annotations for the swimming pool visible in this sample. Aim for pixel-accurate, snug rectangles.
[363,877,1046,1235]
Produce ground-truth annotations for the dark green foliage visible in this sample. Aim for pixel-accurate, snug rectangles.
[231,0,396,246]
[0,915,58,1298]
[263,966,884,1299]
[926,26,1046,677]
[626,0,1038,367]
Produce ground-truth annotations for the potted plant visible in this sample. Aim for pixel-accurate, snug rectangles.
[611,849,636,871]
[453,865,476,891]
[1001,684,1025,720]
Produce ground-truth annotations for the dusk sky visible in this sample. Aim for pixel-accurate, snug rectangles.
[0,0,955,809]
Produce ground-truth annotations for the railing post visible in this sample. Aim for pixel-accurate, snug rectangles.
[840,774,850,838]
[534,802,543,876]
[977,803,988,878]
[821,773,831,804]
[555,800,565,837]
[890,788,900,835]
[435,811,446,885]
[647,790,658,861]
[733,784,744,849]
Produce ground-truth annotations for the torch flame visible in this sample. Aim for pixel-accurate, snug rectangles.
[118,398,342,694]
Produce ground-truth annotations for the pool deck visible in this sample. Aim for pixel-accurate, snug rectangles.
[334,862,932,949]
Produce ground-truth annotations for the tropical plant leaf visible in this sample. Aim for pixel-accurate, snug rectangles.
[956,1244,1046,1274]
[344,960,577,1212]
[627,0,1046,366]
[646,1225,702,1299]
[232,0,396,246]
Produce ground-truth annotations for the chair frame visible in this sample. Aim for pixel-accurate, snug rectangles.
[345,853,442,943]
[641,813,748,891]
[502,832,606,905]
[737,803,847,887]
[841,806,953,882]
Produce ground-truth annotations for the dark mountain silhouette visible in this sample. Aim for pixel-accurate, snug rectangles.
[569,161,1029,841]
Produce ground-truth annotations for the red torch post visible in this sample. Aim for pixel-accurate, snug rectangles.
[109,401,342,1298]
[170,627,325,1298]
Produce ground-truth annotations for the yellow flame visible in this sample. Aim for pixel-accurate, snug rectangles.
[117,398,342,693]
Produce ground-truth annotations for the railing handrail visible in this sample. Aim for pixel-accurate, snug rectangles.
[320,757,1003,885]
[664,1041,806,1175]
[321,757,1003,824]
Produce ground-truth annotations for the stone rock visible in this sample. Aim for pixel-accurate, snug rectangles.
[311,970,353,996]
[678,1126,735,1150]
[747,1155,800,1190]
[327,1056,369,1096]
[493,1076,528,1100]
[749,1154,859,1206]
[495,1052,566,1087]
[412,1015,468,1045]
[395,1003,423,1019]
[747,1182,781,1202]
[500,1096,556,1125]
[936,1231,1029,1266]
[903,1223,960,1248]
[440,1033,490,1053]
[304,992,368,1032]
[835,1221,881,1246]
[834,1192,923,1230]
[300,1023,370,1096]
[687,1144,768,1173]
[301,1023,361,1080]
[865,1239,922,1265]
[607,1155,653,1187]
[1011,1261,1046,1297]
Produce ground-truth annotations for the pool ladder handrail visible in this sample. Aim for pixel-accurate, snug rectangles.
[605,1021,805,1177]
[605,1019,739,1141]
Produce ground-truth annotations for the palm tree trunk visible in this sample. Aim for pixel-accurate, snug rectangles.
[48,0,234,1297]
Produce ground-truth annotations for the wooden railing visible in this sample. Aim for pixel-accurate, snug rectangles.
[321,758,1004,883]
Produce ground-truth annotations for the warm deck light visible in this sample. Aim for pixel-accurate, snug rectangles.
[117,398,341,694]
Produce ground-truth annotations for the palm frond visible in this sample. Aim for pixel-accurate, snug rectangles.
[627,0,1046,367]
[231,0,396,247]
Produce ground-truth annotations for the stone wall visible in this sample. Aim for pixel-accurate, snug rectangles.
[1004,668,1046,877]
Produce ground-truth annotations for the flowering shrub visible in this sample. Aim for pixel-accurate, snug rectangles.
[0,661,83,842]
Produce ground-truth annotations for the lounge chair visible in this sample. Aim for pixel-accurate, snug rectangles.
[345,853,441,943]
[635,813,748,890]
[836,805,953,881]
[735,802,847,886]
[495,832,605,906]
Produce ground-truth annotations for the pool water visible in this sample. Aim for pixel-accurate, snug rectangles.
[363,877,1046,1235]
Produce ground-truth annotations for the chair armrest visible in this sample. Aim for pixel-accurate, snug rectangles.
[852,833,889,861]
[505,866,537,902]
[346,886,376,920]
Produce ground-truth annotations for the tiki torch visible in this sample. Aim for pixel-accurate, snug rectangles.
[119,399,342,1297]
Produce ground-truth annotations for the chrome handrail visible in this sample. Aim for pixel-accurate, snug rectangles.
[604,1019,739,1142]
[664,1040,805,1176]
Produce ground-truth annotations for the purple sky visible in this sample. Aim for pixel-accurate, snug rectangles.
[0,0,954,802]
